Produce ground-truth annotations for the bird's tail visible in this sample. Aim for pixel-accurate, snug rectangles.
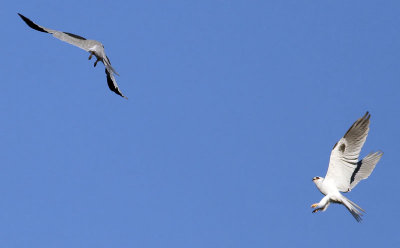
[341,196,365,222]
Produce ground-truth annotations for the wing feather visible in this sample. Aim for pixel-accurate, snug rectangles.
[18,13,94,51]
[105,68,127,99]
[18,13,48,33]
[325,112,371,192]
[350,151,383,189]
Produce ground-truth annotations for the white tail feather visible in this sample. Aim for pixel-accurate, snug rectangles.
[342,196,364,222]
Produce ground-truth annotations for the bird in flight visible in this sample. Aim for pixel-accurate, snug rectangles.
[18,13,127,99]
[311,112,383,222]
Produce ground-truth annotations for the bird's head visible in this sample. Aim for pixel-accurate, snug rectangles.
[312,176,323,185]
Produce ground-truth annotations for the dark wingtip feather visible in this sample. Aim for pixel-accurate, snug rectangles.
[364,111,371,121]
[105,69,127,99]
[343,112,371,138]
[18,13,48,33]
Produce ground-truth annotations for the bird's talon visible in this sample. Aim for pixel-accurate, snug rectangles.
[311,203,318,208]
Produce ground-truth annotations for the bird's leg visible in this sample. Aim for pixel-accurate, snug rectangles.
[311,196,330,213]
[88,51,94,60]
[94,58,101,67]
[312,208,321,213]
[311,204,321,213]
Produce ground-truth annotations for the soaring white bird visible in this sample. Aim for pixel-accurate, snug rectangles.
[311,112,383,222]
[18,13,127,99]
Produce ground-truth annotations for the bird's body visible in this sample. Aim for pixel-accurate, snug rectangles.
[17,13,126,99]
[314,177,340,196]
[311,112,383,222]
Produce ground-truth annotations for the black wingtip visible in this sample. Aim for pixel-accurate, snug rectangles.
[105,69,127,99]
[364,111,370,120]
[18,13,48,33]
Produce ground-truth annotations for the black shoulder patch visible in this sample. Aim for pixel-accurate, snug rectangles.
[350,160,362,184]
[64,32,86,40]
[105,55,111,65]
[18,13,48,33]
[339,143,346,152]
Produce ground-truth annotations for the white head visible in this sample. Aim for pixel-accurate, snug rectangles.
[312,176,324,187]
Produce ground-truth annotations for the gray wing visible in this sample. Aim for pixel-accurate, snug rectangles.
[105,68,127,99]
[104,55,119,76]
[18,13,97,52]
[350,151,383,190]
[325,112,371,192]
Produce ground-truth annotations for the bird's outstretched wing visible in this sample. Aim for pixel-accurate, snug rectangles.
[349,151,383,190]
[325,112,371,192]
[105,68,127,99]
[18,13,94,52]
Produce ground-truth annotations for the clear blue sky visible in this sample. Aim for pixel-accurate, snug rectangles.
[1,0,399,247]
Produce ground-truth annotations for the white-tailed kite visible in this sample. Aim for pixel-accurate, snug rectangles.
[311,112,383,222]
[18,13,127,99]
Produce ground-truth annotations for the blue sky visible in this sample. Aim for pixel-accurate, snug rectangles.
[1,0,399,247]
